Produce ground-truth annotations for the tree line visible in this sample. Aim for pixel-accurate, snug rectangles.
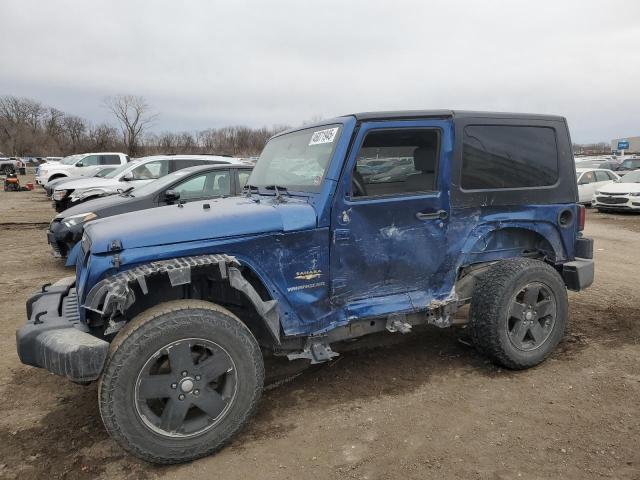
[0,95,288,158]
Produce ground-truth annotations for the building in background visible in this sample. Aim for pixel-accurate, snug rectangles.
[611,136,640,154]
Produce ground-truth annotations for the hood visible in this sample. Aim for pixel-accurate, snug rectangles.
[54,177,123,192]
[58,192,134,218]
[42,163,72,171]
[598,181,640,194]
[84,196,317,253]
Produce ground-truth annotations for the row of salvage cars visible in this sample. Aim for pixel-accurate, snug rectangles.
[37,154,253,261]
[576,160,640,212]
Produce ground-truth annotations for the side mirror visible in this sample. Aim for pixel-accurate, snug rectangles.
[164,190,180,202]
[120,172,134,182]
[76,161,83,167]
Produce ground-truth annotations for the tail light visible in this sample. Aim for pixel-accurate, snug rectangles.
[578,204,586,231]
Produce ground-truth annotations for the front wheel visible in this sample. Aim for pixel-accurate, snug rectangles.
[99,300,264,464]
[469,258,568,370]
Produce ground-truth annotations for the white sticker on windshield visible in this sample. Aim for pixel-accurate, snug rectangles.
[309,127,339,146]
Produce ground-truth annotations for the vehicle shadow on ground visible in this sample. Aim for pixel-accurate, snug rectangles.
[0,316,603,478]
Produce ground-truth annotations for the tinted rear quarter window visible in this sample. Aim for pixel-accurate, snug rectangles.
[461,125,559,190]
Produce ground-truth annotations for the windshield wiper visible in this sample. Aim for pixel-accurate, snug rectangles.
[264,185,290,202]
[243,184,260,197]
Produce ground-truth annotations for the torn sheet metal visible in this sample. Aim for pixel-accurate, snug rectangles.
[84,254,238,317]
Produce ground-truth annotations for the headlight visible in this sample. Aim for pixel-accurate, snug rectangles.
[73,188,112,200]
[594,190,601,195]
[630,192,640,197]
[62,212,97,227]
[52,190,69,201]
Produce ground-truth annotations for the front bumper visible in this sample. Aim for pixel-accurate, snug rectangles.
[593,194,640,210]
[47,219,82,258]
[53,196,72,213]
[16,277,109,383]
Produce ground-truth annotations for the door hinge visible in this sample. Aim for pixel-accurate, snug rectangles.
[330,278,348,297]
[333,228,351,244]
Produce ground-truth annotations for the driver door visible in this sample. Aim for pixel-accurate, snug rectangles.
[330,120,451,313]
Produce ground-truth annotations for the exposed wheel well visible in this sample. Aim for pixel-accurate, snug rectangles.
[85,259,279,349]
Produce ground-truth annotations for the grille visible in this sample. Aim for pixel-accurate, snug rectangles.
[596,196,628,205]
[50,241,62,256]
[600,192,628,196]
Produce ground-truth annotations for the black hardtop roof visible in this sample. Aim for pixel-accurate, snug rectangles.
[351,110,566,122]
[273,110,567,139]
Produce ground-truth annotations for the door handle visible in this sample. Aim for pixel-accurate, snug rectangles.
[415,210,448,221]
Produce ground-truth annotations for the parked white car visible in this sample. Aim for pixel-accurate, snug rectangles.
[576,168,619,204]
[592,170,640,212]
[35,152,129,185]
[52,154,244,211]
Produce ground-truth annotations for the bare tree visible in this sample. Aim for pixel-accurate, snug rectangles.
[104,94,157,156]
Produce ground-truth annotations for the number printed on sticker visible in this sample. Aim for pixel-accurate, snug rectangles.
[309,127,339,146]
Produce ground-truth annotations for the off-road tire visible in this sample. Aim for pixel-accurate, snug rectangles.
[469,258,568,370]
[98,300,264,464]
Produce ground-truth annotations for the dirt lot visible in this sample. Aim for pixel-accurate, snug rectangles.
[0,173,638,480]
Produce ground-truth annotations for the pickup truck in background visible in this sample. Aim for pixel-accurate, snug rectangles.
[35,152,129,185]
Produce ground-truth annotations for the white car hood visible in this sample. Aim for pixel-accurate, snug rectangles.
[54,177,123,192]
[598,181,640,194]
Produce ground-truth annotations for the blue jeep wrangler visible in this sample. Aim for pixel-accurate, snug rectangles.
[17,111,594,463]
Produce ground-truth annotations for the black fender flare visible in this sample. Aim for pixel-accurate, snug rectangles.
[84,254,280,342]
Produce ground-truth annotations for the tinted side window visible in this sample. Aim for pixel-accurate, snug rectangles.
[80,155,100,166]
[100,155,120,165]
[352,129,439,198]
[173,171,231,200]
[580,171,595,184]
[173,159,206,169]
[131,160,169,180]
[461,126,558,190]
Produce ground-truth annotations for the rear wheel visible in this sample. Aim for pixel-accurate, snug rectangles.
[470,258,568,369]
[99,300,264,464]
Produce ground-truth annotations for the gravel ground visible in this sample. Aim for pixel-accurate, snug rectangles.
[0,173,638,480]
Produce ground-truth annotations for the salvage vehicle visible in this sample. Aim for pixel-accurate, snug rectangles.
[0,157,21,174]
[576,167,619,204]
[17,110,594,464]
[35,153,129,185]
[51,155,239,212]
[48,163,253,258]
[592,169,640,212]
[44,166,118,197]
[615,157,640,175]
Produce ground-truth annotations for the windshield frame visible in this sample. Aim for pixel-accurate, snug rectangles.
[620,170,640,183]
[247,124,343,195]
[103,161,136,179]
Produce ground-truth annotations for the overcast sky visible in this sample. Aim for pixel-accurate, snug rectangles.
[1,0,638,143]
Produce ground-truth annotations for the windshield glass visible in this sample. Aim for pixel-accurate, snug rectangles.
[248,125,342,193]
[620,171,640,183]
[61,155,79,165]
[104,162,133,178]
